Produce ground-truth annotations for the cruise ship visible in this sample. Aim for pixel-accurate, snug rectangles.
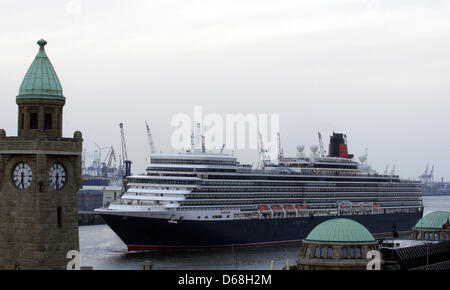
[95,132,423,251]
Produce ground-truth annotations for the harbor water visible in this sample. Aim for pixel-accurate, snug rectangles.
[79,196,450,270]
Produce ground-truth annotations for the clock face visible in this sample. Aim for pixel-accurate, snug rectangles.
[49,163,67,190]
[13,162,32,190]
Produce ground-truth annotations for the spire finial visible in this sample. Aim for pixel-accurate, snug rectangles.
[37,39,47,50]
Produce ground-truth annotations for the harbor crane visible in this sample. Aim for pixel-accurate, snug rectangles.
[257,132,270,169]
[119,123,132,177]
[81,149,87,175]
[101,146,116,178]
[145,121,157,155]
[93,142,109,176]
[419,164,434,183]
[277,132,284,159]
[318,132,325,157]
[390,164,396,176]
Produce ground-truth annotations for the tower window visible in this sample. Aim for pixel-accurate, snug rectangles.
[21,113,24,129]
[44,113,52,130]
[57,207,63,228]
[29,113,38,129]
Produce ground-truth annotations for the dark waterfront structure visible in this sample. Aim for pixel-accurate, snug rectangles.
[78,188,103,211]
[381,240,450,270]
[0,40,82,269]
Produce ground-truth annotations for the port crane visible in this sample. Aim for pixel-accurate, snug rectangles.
[318,132,326,157]
[390,164,396,176]
[119,123,132,177]
[101,146,117,178]
[257,132,270,169]
[419,164,434,183]
[277,132,284,160]
[145,121,157,155]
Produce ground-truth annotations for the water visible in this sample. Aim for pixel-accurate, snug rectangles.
[79,196,450,270]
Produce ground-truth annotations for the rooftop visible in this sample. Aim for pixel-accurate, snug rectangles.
[414,211,450,229]
[306,218,376,243]
[17,39,65,101]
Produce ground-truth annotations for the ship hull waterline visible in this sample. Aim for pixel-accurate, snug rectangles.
[98,211,422,251]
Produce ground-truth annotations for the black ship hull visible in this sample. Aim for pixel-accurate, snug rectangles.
[99,211,423,251]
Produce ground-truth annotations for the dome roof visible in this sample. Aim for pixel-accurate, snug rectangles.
[306,218,376,243]
[17,39,64,101]
[414,211,450,229]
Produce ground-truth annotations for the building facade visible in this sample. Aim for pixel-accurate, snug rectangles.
[0,39,82,269]
[296,218,380,270]
[410,211,450,241]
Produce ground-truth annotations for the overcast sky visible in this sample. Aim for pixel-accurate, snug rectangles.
[0,0,449,180]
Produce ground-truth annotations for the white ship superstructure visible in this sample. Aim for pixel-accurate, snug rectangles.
[96,132,423,250]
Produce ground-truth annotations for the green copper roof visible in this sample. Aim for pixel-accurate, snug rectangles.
[415,211,450,229]
[17,39,65,101]
[306,218,376,243]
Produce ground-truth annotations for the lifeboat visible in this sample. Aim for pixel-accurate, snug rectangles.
[258,205,271,211]
[283,205,295,211]
[373,203,381,207]
[295,205,307,210]
[271,205,283,211]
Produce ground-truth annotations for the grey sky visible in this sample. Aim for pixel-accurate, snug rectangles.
[0,0,449,180]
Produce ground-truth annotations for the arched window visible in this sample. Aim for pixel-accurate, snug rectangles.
[314,247,320,258]
[356,248,362,259]
[320,247,326,258]
[350,248,355,258]
[327,248,333,259]
[342,248,348,259]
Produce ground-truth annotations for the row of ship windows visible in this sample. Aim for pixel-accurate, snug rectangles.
[179,200,422,206]
[197,215,230,219]
[151,159,236,165]
[205,177,414,183]
[201,180,421,191]
[196,187,420,193]
[129,179,420,188]
[203,180,413,186]
[187,193,420,199]
[128,179,199,185]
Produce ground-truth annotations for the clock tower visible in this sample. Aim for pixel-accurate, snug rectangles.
[0,39,82,269]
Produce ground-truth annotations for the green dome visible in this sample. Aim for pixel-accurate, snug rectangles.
[415,211,450,229]
[17,39,65,101]
[306,218,376,243]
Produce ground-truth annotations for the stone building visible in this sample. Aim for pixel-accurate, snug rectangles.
[410,211,450,241]
[0,39,82,269]
[296,218,380,270]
